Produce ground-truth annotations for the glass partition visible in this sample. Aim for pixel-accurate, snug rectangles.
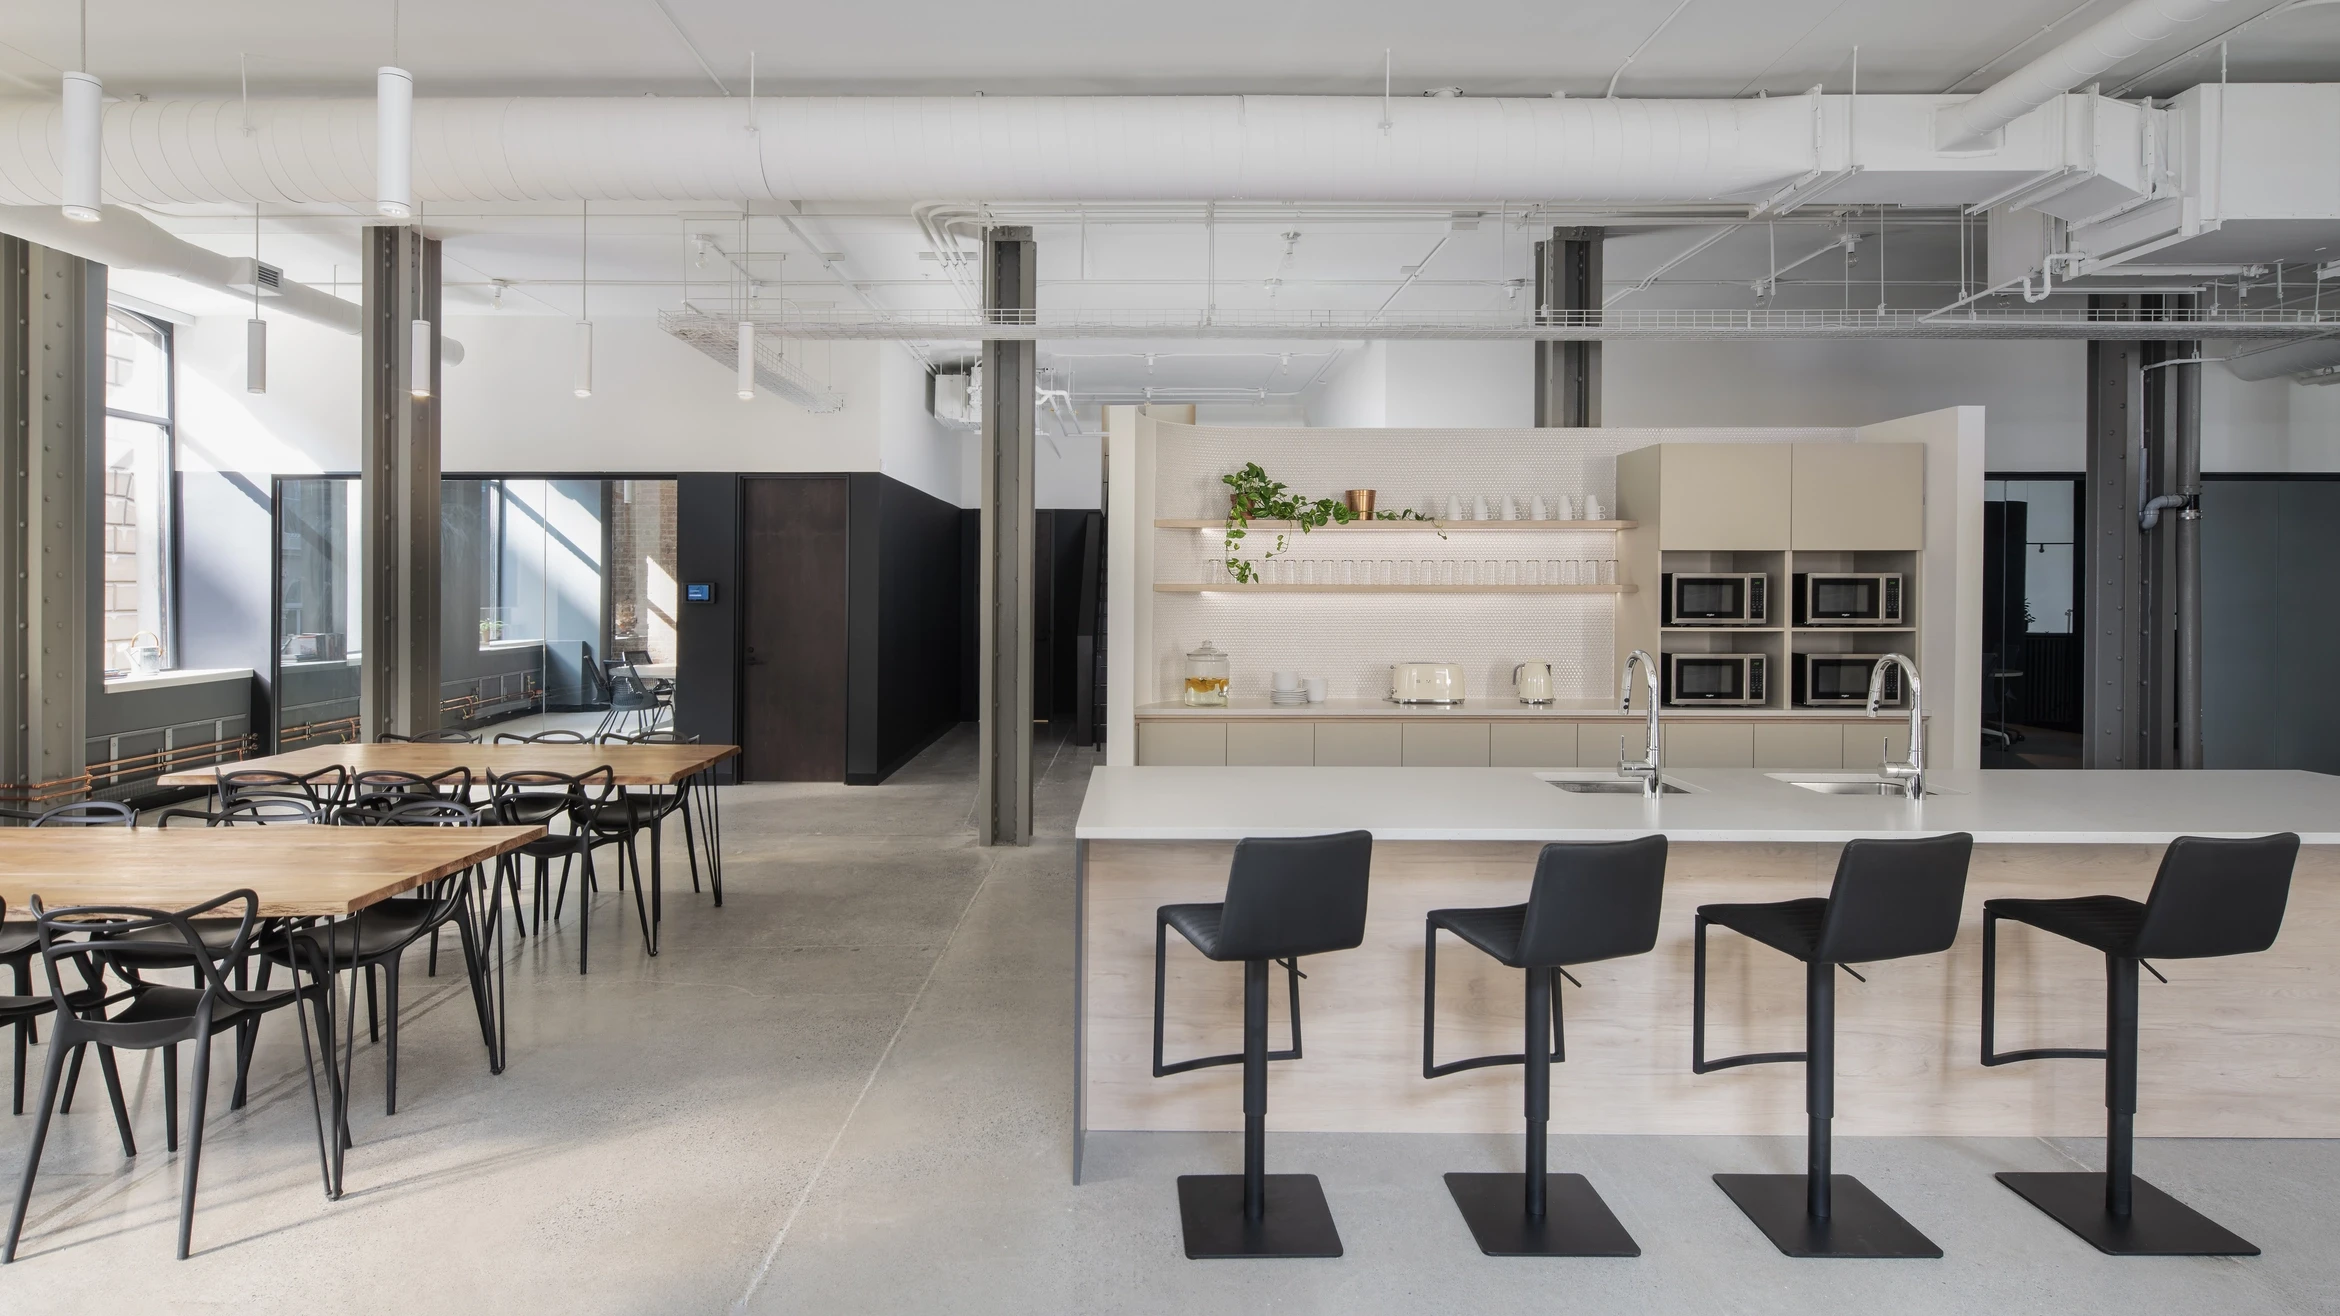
[271,475,679,747]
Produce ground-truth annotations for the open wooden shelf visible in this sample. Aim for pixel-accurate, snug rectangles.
[1155,583,1634,595]
[1662,626,1784,633]
[1790,626,1917,633]
[1154,518,1636,531]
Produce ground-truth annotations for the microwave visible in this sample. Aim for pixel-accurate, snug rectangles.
[1793,573,1904,626]
[1662,652,1767,706]
[1794,653,1905,708]
[1663,573,1768,626]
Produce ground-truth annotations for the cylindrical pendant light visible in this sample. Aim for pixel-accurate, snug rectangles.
[61,71,103,222]
[246,317,268,393]
[409,318,433,398]
[246,204,267,392]
[574,201,593,397]
[573,321,594,399]
[376,66,413,218]
[736,320,755,400]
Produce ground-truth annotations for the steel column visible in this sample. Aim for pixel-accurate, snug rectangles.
[358,226,442,740]
[0,237,95,798]
[2083,300,2146,768]
[1534,227,1602,427]
[978,226,1036,846]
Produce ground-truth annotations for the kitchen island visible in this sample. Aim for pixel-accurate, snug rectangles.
[1071,766,2340,1177]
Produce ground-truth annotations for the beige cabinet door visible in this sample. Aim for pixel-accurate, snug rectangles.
[1663,721,1755,768]
[1314,722,1403,766]
[1839,720,1913,772]
[1654,445,1792,550]
[1490,722,1580,767]
[1791,443,1925,549]
[1226,722,1315,766]
[1401,722,1491,767]
[1137,721,1226,766]
[1753,723,1844,769]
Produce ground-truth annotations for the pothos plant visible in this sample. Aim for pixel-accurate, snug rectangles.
[1220,462,1439,584]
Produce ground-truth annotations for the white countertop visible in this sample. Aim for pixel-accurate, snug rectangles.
[1074,766,2340,845]
[102,666,253,693]
[1137,698,1916,721]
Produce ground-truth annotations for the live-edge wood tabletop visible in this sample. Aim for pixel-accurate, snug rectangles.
[155,742,738,789]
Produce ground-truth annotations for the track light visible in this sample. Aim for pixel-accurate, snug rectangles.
[736,320,755,399]
[409,318,432,398]
[61,71,102,221]
[376,66,413,218]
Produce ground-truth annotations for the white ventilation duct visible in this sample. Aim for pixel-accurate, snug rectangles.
[2223,336,2340,381]
[1936,0,2236,149]
[0,94,1870,205]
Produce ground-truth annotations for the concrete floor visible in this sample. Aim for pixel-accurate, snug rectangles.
[3,725,2333,1313]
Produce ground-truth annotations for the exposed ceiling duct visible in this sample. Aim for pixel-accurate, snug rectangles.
[0,202,463,361]
[0,92,2142,208]
[2221,334,2340,379]
[1935,0,2240,150]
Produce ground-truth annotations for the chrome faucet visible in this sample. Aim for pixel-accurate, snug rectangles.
[1867,653,1925,800]
[1618,649,1662,797]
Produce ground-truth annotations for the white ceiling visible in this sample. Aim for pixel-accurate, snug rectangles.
[11,0,2336,404]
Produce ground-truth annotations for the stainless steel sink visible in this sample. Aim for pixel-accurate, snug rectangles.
[1767,773,1958,798]
[1549,779,1690,795]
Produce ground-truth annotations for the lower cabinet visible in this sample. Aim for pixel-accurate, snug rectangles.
[1401,722,1490,766]
[1135,717,1922,767]
[1314,722,1403,766]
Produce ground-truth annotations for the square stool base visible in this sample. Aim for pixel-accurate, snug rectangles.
[1997,1172,2258,1257]
[1714,1174,1942,1258]
[1176,1174,1343,1259]
[1443,1172,1640,1257]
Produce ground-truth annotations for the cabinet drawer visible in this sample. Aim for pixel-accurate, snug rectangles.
[1753,723,1844,769]
[1137,721,1226,766]
[1314,723,1402,766]
[1663,721,1755,768]
[1226,722,1316,766]
[1401,722,1491,767]
[1489,722,1579,768]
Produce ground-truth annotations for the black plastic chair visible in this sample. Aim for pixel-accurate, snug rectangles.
[1423,835,1668,1256]
[4,891,336,1261]
[347,766,473,807]
[593,662,669,740]
[217,766,348,814]
[1152,830,1372,1259]
[377,728,479,744]
[249,801,497,1114]
[488,767,640,973]
[3,802,136,1113]
[1693,832,1974,1258]
[159,798,326,828]
[600,730,718,905]
[0,895,131,1133]
[1981,832,2299,1256]
[493,730,590,746]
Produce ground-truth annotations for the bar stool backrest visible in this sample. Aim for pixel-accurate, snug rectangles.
[1814,832,1974,965]
[1213,830,1373,962]
[1517,834,1669,968]
[2134,833,2300,960]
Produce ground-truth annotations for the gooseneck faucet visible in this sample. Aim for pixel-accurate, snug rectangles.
[1867,653,1925,800]
[1618,649,1662,797]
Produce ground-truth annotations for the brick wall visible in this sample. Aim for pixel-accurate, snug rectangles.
[102,467,140,671]
[607,479,679,663]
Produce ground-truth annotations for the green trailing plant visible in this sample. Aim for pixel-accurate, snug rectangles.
[1219,462,1439,584]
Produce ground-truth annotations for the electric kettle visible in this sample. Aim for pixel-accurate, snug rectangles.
[1513,661,1554,705]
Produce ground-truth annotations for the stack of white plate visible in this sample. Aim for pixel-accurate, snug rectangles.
[1269,689,1310,706]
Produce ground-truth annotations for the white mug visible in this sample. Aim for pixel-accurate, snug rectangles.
[1552,495,1574,521]
[1513,661,1554,704]
[1303,677,1328,703]
[1273,670,1302,691]
[1582,494,1604,521]
[1473,495,1491,521]
[1529,494,1549,521]
[1446,494,1467,521]
[1500,495,1519,521]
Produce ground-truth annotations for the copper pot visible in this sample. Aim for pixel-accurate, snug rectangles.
[1344,488,1377,517]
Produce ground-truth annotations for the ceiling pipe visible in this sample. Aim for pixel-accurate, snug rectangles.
[2222,335,2340,380]
[1936,0,2236,149]
[0,202,463,361]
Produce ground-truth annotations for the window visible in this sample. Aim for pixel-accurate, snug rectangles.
[102,310,175,674]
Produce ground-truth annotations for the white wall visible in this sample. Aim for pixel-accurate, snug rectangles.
[1384,340,1534,427]
[2202,367,2340,472]
[874,346,972,505]
[1309,341,1387,427]
[175,312,358,476]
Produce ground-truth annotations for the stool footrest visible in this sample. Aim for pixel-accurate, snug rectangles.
[1996,1172,2258,1256]
[1153,1045,1299,1078]
[1982,1045,2106,1067]
[1692,1048,1806,1075]
[1425,1050,1551,1080]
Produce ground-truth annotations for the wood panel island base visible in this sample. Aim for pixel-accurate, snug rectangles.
[1072,767,2340,1175]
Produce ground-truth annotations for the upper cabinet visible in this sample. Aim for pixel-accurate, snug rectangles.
[1790,443,1926,550]
[1616,443,1791,550]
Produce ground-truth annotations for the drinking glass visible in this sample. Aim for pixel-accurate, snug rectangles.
[1561,560,1580,585]
[1547,559,1564,586]
[1504,560,1521,585]
[1301,559,1317,585]
[1379,559,1395,585]
[1602,559,1619,585]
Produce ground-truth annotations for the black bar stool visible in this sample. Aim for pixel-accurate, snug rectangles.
[1422,834,1668,1256]
[1693,831,1973,1258]
[1982,831,2298,1256]
[1153,830,1372,1259]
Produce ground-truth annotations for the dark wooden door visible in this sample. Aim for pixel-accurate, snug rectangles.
[739,476,849,780]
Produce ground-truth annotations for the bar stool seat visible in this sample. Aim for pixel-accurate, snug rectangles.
[1153,830,1373,1260]
[1983,832,2299,1257]
[1423,835,1668,1257]
[1693,831,1974,1259]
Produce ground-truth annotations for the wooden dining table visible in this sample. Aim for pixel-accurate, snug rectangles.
[158,740,741,952]
[0,823,545,1198]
